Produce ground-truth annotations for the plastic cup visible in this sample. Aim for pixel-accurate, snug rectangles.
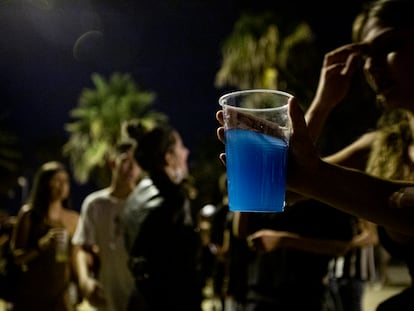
[55,228,69,263]
[219,89,293,212]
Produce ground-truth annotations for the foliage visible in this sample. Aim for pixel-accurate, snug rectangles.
[214,11,380,157]
[64,72,167,184]
[215,13,320,105]
[215,13,279,90]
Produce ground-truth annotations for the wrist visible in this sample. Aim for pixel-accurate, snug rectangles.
[280,231,299,249]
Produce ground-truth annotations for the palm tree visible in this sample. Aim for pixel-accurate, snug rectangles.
[215,13,280,90]
[64,72,167,185]
[215,11,380,157]
[215,13,320,106]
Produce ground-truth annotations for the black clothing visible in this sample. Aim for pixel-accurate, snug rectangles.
[124,176,203,311]
[244,200,354,311]
[375,226,414,311]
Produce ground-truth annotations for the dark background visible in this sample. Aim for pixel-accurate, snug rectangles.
[0,0,372,212]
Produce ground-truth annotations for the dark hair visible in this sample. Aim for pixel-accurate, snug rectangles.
[126,121,177,173]
[106,140,136,164]
[369,0,413,29]
[115,140,136,154]
[354,0,414,41]
[28,161,71,220]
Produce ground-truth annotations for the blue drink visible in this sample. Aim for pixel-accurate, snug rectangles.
[225,128,288,212]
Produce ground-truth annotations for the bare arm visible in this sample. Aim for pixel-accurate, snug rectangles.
[248,222,380,256]
[247,229,352,256]
[305,43,364,143]
[74,245,106,306]
[217,99,414,237]
[11,206,47,265]
[323,131,376,169]
[290,99,414,236]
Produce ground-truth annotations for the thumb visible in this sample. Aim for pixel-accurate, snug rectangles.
[286,97,320,191]
[288,97,307,137]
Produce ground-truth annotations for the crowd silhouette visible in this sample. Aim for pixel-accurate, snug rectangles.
[1,0,414,310]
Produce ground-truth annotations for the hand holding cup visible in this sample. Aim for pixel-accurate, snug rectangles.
[52,227,69,262]
[219,89,293,212]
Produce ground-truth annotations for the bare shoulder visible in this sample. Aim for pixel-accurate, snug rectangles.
[13,205,32,231]
[19,204,31,215]
[16,204,32,222]
[323,130,379,169]
[62,209,80,235]
[354,130,378,148]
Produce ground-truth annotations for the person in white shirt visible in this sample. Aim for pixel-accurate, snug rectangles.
[72,141,142,311]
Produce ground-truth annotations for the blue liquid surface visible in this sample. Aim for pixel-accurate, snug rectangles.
[225,128,288,212]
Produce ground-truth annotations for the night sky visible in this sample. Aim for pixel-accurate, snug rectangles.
[0,0,367,210]
[1,0,238,151]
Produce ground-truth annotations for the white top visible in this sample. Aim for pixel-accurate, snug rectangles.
[72,188,135,311]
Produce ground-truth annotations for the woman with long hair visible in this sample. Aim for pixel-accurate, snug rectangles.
[11,161,79,310]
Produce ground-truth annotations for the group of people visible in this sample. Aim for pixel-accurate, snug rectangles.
[217,0,414,310]
[1,0,414,310]
[3,118,205,310]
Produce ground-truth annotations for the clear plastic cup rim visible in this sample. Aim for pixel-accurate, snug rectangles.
[219,89,294,112]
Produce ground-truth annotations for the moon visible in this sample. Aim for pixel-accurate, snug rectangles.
[73,30,104,63]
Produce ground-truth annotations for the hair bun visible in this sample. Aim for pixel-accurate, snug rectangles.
[125,119,147,141]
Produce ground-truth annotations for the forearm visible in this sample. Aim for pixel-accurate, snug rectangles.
[283,234,351,256]
[75,248,93,283]
[290,160,414,236]
[305,97,335,143]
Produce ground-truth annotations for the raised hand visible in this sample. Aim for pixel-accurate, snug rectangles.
[313,43,365,109]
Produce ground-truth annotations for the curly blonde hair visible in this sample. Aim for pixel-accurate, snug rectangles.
[366,109,414,180]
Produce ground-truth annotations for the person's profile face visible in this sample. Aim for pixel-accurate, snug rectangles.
[169,132,189,180]
[115,149,141,184]
[360,17,414,110]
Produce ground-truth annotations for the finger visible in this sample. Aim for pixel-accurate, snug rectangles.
[341,52,362,76]
[324,43,365,66]
[288,97,307,135]
[217,127,225,143]
[219,153,226,166]
[216,110,224,125]
[287,97,319,183]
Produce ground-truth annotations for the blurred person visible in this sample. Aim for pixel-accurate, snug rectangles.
[327,218,378,311]
[10,161,79,311]
[123,121,203,311]
[216,1,414,310]
[217,99,414,309]
[303,0,414,308]
[208,173,251,311]
[0,211,17,307]
[72,140,142,311]
[236,199,357,311]
[208,173,232,309]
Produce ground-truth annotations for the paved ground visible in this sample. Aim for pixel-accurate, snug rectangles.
[363,283,405,311]
[363,263,410,311]
[0,284,407,311]
[1,264,410,311]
